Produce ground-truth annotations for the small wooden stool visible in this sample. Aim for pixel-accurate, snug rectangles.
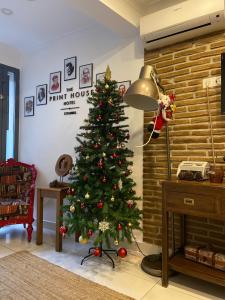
[36,187,68,252]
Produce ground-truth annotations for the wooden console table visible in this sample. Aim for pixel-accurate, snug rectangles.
[162,180,225,288]
[36,186,68,252]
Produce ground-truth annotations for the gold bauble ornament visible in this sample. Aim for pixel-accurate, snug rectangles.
[111,196,115,202]
[128,222,132,227]
[70,205,75,213]
[114,240,119,246]
[85,192,90,199]
[86,155,90,160]
[105,84,109,89]
[79,236,88,244]
[102,152,106,157]
[105,65,111,80]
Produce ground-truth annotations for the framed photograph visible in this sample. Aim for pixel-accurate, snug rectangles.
[36,84,47,106]
[49,71,61,94]
[79,63,93,89]
[96,72,105,83]
[117,80,131,97]
[64,56,77,81]
[24,96,34,117]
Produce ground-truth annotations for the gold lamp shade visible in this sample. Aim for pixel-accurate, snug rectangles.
[124,65,159,111]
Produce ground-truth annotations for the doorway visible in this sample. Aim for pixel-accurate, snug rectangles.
[0,64,20,161]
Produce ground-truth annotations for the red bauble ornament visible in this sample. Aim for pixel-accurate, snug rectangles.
[67,188,75,196]
[99,100,104,107]
[80,202,85,209]
[127,200,134,209]
[111,153,118,159]
[113,184,118,190]
[96,115,103,121]
[83,175,88,182]
[97,159,104,168]
[101,176,107,183]
[94,143,100,149]
[87,229,93,237]
[59,225,68,236]
[117,223,123,231]
[94,247,101,257]
[118,247,127,258]
[97,201,104,209]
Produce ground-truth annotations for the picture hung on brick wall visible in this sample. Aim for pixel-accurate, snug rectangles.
[64,56,77,81]
[36,84,47,106]
[79,63,93,89]
[24,96,34,117]
[116,80,131,97]
[49,71,61,94]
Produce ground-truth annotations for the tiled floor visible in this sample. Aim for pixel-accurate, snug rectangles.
[0,225,224,300]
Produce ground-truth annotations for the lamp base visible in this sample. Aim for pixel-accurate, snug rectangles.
[141,254,162,277]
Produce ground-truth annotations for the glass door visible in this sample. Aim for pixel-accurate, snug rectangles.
[0,64,19,161]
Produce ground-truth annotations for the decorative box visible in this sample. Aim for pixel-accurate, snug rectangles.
[214,253,225,271]
[184,245,201,262]
[198,248,215,267]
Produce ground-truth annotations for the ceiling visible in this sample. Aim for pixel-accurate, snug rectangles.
[0,0,187,53]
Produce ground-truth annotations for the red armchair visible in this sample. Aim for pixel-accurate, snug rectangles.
[0,159,37,242]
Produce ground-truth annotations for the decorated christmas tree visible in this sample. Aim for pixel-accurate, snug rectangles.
[61,66,142,258]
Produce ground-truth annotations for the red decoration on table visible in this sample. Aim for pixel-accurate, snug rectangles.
[94,247,102,256]
[117,223,122,230]
[118,247,127,258]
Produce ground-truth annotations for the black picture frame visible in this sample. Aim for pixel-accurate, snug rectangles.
[96,72,106,83]
[79,63,93,89]
[36,84,47,106]
[24,96,34,117]
[64,56,77,81]
[49,71,61,94]
[117,80,131,97]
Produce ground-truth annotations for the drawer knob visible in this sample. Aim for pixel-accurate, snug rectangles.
[184,198,195,206]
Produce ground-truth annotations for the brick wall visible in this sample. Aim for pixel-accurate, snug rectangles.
[143,31,225,251]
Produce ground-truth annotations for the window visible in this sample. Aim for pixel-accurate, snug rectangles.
[0,64,19,161]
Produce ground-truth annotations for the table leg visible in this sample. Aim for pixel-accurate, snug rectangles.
[56,192,63,252]
[36,190,43,245]
[162,210,169,287]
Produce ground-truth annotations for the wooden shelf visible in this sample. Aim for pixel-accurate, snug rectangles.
[169,254,225,287]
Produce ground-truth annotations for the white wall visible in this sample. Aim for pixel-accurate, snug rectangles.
[20,24,144,240]
[0,41,22,68]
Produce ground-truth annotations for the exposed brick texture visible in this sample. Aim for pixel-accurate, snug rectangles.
[144,31,225,251]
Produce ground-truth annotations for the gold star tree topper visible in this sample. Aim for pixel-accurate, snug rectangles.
[105,65,111,80]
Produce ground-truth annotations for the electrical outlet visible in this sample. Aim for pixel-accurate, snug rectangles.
[203,76,221,88]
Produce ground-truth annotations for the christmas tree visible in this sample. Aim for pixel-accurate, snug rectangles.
[62,66,142,250]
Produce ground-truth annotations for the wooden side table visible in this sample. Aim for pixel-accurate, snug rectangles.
[36,186,68,252]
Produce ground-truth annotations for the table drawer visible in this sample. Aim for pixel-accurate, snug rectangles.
[166,191,219,214]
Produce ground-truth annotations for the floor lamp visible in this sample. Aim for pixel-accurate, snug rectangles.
[124,65,171,276]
